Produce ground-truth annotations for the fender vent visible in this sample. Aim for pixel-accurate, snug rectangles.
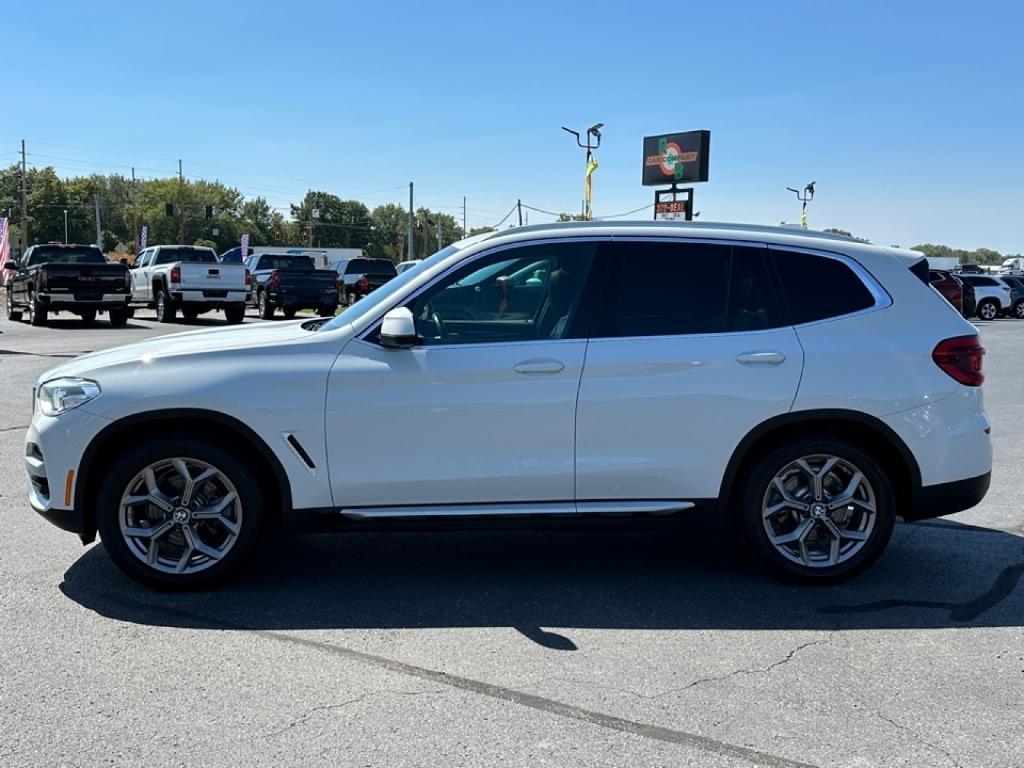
[284,433,316,469]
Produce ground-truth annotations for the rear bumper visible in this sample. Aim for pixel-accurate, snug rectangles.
[38,293,129,311]
[267,289,339,307]
[906,471,991,521]
[170,289,248,305]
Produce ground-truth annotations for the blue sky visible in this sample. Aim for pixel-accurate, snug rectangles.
[5,0,1022,251]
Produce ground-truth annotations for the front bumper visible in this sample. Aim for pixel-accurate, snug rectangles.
[25,406,112,543]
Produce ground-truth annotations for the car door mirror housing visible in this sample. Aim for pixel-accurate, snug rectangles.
[3,261,17,271]
[379,307,418,349]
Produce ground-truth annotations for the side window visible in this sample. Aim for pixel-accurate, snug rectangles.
[593,242,783,337]
[771,249,876,325]
[138,250,153,268]
[407,242,597,346]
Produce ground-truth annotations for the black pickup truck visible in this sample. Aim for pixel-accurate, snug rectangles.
[244,253,339,319]
[4,244,131,327]
[331,257,397,306]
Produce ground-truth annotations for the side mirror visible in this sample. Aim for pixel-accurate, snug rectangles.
[379,307,418,349]
[3,262,17,271]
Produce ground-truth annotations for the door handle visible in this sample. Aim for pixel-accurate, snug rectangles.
[736,351,786,365]
[514,359,565,375]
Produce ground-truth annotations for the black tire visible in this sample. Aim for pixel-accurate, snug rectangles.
[257,290,274,320]
[737,437,896,583]
[108,306,129,327]
[1013,300,1024,320]
[5,289,22,322]
[346,292,357,307]
[182,307,199,323]
[79,308,97,325]
[976,299,999,321]
[282,306,297,320]
[224,304,245,325]
[125,306,135,319]
[156,291,176,323]
[28,291,48,327]
[96,434,267,590]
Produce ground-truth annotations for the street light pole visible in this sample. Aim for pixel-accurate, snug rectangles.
[63,209,68,243]
[562,123,603,220]
[786,181,816,230]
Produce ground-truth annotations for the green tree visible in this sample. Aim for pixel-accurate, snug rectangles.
[369,203,408,260]
[291,192,372,249]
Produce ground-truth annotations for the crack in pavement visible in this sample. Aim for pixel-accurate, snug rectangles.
[655,634,835,698]
[0,349,93,358]
[872,711,964,768]
[0,425,28,433]
[264,690,428,739]
[101,593,819,768]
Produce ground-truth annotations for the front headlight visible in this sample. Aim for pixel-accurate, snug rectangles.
[36,377,101,417]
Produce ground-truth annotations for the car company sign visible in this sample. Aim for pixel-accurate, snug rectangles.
[642,130,711,186]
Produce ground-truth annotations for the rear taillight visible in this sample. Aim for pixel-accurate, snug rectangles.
[39,269,48,289]
[933,335,985,387]
[269,270,280,289]
[244,268,252,286]
[358,274,369,291]
[170,266,181,283]
[124,269,131,289]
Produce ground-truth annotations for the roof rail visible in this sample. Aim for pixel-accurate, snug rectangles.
[486,220,863,243]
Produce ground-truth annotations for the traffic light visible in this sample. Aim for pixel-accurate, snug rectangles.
[165,203,174,217]
[205,205,213,219]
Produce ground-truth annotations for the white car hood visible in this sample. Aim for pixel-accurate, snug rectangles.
[36,320,339,384]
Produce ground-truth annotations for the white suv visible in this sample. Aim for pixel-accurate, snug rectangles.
[25,223,992,588]
[959,274,1012,320]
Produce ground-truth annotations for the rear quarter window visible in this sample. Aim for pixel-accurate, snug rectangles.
[771,249,877,324]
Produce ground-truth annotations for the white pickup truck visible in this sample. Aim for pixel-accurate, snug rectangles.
[130,245,248,324]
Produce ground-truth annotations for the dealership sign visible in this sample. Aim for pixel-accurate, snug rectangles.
[654,188,693,221]
[642,130,710,186]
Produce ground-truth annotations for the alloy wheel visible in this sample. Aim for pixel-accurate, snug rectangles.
[1015,302,1024,319]
[761,454,876,568]
[979,302,997,320]
[118,457,243,575]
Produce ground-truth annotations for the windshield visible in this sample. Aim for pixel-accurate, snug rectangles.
[318,243,463,332]
[155,248,218,265]
[28,246,106,266]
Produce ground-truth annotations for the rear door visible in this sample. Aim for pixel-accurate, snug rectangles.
[575,239,804,502]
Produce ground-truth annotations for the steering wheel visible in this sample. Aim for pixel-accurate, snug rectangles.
[430,311,449,342]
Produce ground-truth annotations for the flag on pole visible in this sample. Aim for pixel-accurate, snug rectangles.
[584,153,599,220]
[0,218,11,287]
[139,224,149,251]
[240,233,250,260]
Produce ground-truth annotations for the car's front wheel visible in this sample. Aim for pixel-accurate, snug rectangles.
[96,436,266,589]
[738,438,895,582]
[5,289,22,321]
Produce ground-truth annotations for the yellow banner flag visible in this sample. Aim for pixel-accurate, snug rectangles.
[584,155,598,220]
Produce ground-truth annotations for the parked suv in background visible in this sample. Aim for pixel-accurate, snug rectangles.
[25,222,991,589]
[997,275,1024,318]
[4,243,130,327]
[333,257,398,305]
[959,274,1011,320]
[928,269,963,314]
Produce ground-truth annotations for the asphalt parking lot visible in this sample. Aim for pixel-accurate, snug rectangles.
[1,309,1021,768]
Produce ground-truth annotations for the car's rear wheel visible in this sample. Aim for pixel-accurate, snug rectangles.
[257,291,274,319]
[156,291,176,323]
[96,436,265,590]
[317,304,335,318]
[1013,300,1024,319]
[5,289,22,321]
[738,438,895,582]
[108,306,129,327]
[224,304,245,324]
[27,291,48,326]
[79,308,97,325]
[282,306,297,320]
[346,292,357,306]
[182,307,199,323]
[977,299,999,321]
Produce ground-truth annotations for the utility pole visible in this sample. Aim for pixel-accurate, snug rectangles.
[462,196,467,239]
[178,159,186,244]
[63,209,68,244]
[94,194,102,248]
[437,215,442,252]
[407,182,414,261]
[20,140,28,247]
[517,199,523,226]
[131,167,138,253]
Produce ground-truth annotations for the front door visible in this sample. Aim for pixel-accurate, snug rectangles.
[325,240,602,510]
[575,239,804,503]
